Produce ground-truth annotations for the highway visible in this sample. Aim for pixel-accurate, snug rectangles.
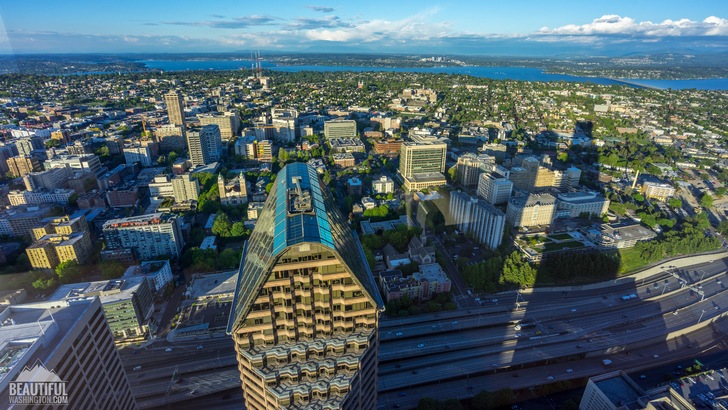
[122,256,728,409]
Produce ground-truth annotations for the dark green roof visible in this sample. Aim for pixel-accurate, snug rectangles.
[228,162,383,333]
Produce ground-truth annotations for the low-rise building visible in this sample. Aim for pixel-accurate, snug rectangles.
[347,177,363,196]
[402,172,447,191]
[372,175,395,195]
[0,205,55,238]
[49,277,155,345]
[329,138,365,153]
[584,223,657,249]
[103,213,184,260]
[122,259,173,293]
[413,263,451,300]
[642,181,676,201]
[332,153,356,167]
[556,191,610,218]
[8,188,75,206]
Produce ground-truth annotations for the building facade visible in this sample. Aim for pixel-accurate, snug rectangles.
[172,173,200,202]
[506,192,557,228]
[324,119,357,139]
[103,213,184,260]
[477,171,513,205]
[556,191,610,218]
[164,90,186,131]
[449,191,506,250]
[199,112,240,141]
[218,172,249,206]
[372,176,395,195]
[187,124,223,166]
[642,182,676,201]
[6,156,42,177]
[228,163,383,410]
[456,153,494,187]
[0,298,138,409]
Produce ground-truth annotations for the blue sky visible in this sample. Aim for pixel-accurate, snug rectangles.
[0,1,726,55]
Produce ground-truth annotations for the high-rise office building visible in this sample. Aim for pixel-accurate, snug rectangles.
[102,213,184,260]
[399,142,447,191]
[228,162,383,410]
[324,120,357,139]
[164,90,185,132]
[399,142,447,178]
[171,173,200,202]
[0,298,138,409]
[187,125,223,166]
[477,171,513,205]
[449,191,506,250]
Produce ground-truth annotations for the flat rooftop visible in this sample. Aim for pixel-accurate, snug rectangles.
[49,277,147,305]
[593,372,645,409]
[186,271,238,300]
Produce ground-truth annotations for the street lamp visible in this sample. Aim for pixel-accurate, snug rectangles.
[661,283,669,296]
[698,309,707,324]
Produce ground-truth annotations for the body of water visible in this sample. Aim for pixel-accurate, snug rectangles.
[137,59,728,90]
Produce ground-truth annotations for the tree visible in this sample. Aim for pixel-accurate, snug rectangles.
[701,194,714,208]
[55,260,84,284]
[230,221,248,238]
[557,152,569,163]
[99,260,126,280]
[212,212,232,237]
[667,197,682,209]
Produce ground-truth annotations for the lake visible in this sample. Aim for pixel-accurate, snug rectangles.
[137,59,728,90]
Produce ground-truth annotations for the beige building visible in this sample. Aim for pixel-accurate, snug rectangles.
[642,182,676,201]
[187,125,222,166]
[164,90,185,131]
[399,142,447,191]
[6,156,42,177]
[199,112,240,141]
[218,172,248,206]
[509,156,581,192]
[506,192,557,228]
[26,215,93,270]
[456,153,494,187]
[172,173,200,202]
[228,163,383,410]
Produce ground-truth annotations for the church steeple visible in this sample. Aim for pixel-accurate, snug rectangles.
[218,173,226,200]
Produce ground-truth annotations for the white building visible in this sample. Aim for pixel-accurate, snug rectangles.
[187,124,222,166]
[477,171,513,205]
[172,173,200,202]
[556,191,610,218]
[271,108,298,143]
[8,188,75,206]
[124,145,153,167]
[449,191,506,250]
[372,175,395,195]
[148,174,174,198]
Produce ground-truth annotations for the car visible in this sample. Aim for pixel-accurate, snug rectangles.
[395,332,403,336]
[673,310,679,315]
[566,369,573,373]
[133,366,142,371]
[653,354,660,358]
[165,348,173,352]
[546,376,554,381]
[570,308,577,312]
[451,321,458,325]
[197,345,203,349]
[639,375,647,379]
[417,343,425,348]
[398,392,407,397]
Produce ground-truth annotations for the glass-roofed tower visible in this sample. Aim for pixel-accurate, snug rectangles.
[228,162,384,410]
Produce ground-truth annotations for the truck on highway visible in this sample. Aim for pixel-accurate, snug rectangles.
[602,359,613,366]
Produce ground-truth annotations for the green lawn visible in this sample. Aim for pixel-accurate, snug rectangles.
[541,241,585,252]
[549,233,574,241]
[618,246,647,275]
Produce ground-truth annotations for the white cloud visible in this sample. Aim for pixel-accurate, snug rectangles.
[539,15,728,37]
[304,9,450,43]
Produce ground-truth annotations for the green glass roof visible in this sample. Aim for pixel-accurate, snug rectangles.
[228,162,383,333]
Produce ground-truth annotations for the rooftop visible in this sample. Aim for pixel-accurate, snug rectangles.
[48,277,147,305]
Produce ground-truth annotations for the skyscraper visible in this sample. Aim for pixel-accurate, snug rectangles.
[0,298,137,409]
[164,90,185,132]
[187,124,223,166]
[228,162,384,410]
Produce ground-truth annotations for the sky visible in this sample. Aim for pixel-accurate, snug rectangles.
[0,0,727,56]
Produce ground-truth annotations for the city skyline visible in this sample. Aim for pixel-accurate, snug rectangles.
[0,1,727,55]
